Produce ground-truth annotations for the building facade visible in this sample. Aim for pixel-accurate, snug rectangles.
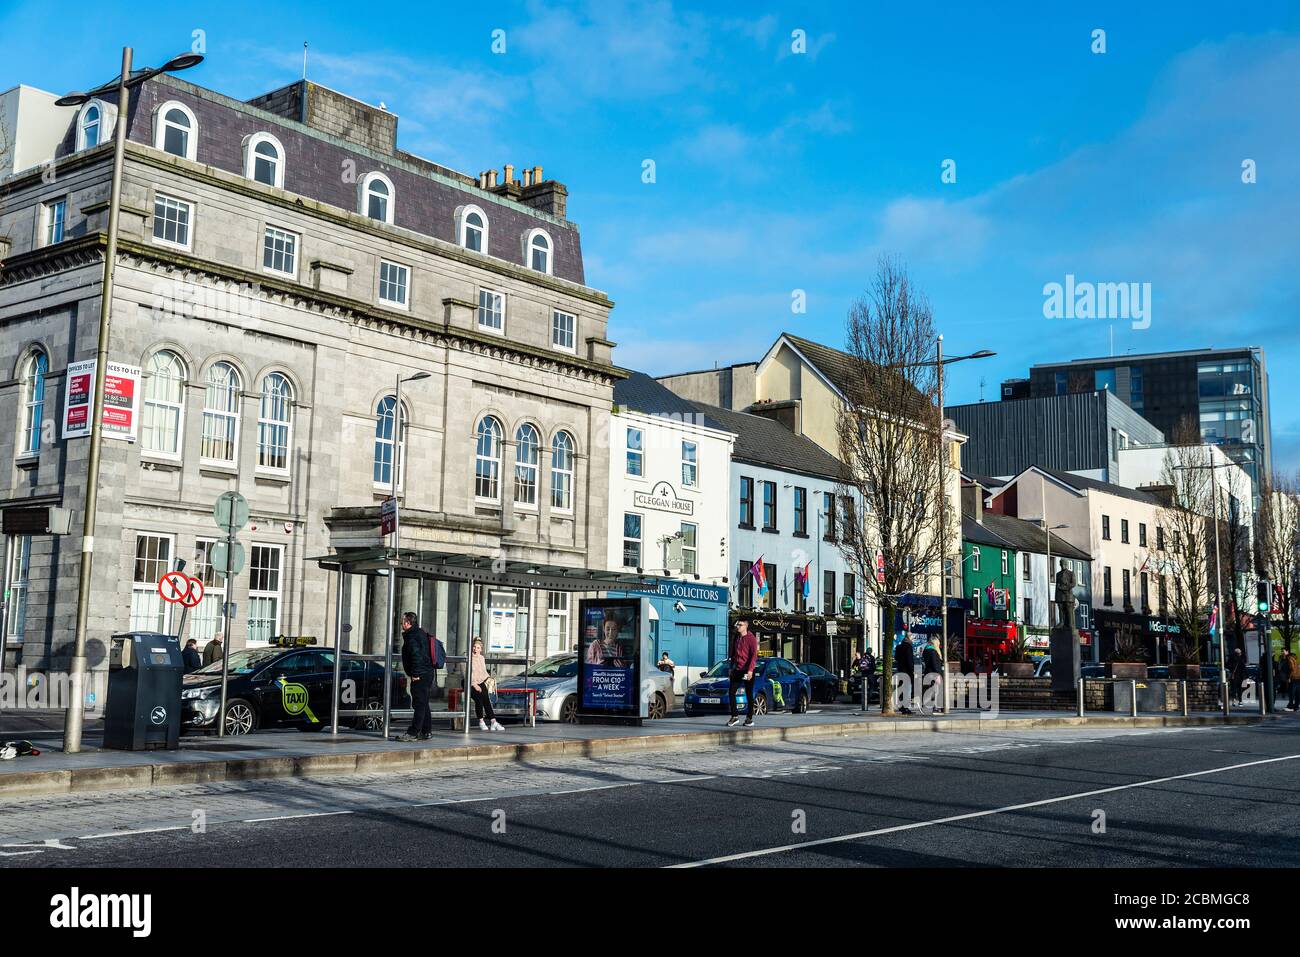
[0,75,619,675]
[606,373,734,691]
[1018,347,1272,506]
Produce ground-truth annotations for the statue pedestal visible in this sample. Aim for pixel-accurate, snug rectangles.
[1049,625,1081,693]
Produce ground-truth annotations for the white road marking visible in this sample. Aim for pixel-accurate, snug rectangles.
[549,782,638,795]
[242,810,355,824]
[670,751,1300,867]
[80,826,190,840]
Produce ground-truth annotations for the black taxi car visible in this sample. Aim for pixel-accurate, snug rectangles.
[181,639,399,735]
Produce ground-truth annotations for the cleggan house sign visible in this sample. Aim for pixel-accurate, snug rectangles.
[633,481,694,516]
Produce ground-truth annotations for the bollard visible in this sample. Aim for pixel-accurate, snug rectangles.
[1130,679,1138,718]
[1077,677,1085,717]
[1181,679,1188,717]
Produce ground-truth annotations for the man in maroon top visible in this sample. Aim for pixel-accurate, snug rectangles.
[728,618,759,727]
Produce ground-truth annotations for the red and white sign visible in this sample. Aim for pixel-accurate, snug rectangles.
[62,359,141,441]
[875,549,886,583]
[380,497,398,536]
[158,572,205,608]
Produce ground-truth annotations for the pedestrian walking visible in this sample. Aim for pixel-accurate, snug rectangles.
[202,632,224,666]
[397,611,435,741]
[1228,647,1247,706]
[182,638,202,673]
[922,637,943,712]
[727,618,758,727]
[1284,649,1299,711]
[894,637,917,714]
[470,638,504,731]
[658,652,676,678]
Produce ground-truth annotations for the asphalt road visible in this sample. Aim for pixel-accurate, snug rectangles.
[2,722,1297,867]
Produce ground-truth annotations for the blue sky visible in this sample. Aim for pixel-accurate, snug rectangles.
[4,0,1298,466]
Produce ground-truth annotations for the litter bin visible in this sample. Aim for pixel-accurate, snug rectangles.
[103,632,183,750]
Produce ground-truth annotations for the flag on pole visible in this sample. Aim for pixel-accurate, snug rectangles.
[801,562,812,600]
[752,557,768,598]
[1208,604,1218,637]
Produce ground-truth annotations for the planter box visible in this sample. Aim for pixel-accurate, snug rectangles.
[1168,664,1202,680]
[1106,661,1147,679]
[1001,662,1035,677]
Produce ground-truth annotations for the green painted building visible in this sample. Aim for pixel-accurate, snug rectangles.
[962,531,1017,621]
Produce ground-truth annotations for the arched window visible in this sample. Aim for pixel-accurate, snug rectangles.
[200,361,241,464]
[373,396,406,488]
[551,431,574,512]
[514,423,540,507]
[154,101,197,161]
[360,172,394,224]
[78,102,102,150]
[19,350,48,457]
[459,206,487,252]
[475,416,503,501]
[142,350,186,456]
[257,373,294,472]
[245,133,285,188]
[526,228,552,274]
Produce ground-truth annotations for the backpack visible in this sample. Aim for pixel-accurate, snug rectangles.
[430,635,447,670]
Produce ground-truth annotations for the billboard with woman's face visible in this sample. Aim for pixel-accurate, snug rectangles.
[578,599,642,718]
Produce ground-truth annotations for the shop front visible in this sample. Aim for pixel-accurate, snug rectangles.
[608,580,728,695]
[728,608,865,676]
[894,593,972,660]
[1093,609,1186,665]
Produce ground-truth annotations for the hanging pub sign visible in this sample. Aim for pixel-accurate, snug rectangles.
[577,597,645,722]
[62,359,141,441]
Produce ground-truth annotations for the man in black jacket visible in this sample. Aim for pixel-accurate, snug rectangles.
[922,638,944,713]
[398,611,434,741]
[894,637,916,715]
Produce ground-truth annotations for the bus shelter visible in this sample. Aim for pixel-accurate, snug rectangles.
[310,547,658,736]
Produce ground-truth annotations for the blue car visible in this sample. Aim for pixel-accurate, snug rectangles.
[683,656,812,717]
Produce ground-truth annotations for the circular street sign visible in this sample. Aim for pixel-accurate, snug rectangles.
[213,491,250,534]
[210,541,246,578]
[179,576,205,608]
[158,571,192,604]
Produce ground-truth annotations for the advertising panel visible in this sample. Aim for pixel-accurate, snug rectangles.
[577,598,643,720]
[62,359,141,441]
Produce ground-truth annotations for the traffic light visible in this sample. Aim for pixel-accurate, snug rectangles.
[1256,580,1271,614]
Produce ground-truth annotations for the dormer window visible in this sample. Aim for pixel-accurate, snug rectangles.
[458,206,488,252]
[79,103,101,149]
[360,172,394,224]
[244,133,285,188]
[154,101,198,161]
[525,228,552,274]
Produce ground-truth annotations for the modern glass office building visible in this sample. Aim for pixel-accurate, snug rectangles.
[1015,347,1271,505]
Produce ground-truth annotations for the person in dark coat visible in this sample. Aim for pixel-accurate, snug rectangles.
[202,633,224,666]
[894,637,916,715]
[182,639,203,673]
[922,638,944,712]
[1228,647,1247,706]
[397,611,435,741]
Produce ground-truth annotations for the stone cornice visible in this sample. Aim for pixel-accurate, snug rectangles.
[0,233,628,386]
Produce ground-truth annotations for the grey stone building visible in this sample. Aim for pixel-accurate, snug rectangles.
[0,76,619,676]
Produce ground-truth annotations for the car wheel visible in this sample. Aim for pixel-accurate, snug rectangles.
[223,699,257,736]
[351,700,383,731]
[650,692,667,719]
[753,691,769,716]
[559,695,579,724]
[795,689,809,714]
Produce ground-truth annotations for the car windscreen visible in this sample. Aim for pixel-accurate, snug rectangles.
[524,656,578,678]
[704,660,731,678]
[193,648,283,676]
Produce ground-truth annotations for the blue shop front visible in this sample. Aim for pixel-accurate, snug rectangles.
[606,580,729,695]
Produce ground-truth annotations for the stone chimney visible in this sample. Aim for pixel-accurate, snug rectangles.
[503,164,514,186]
[961,482,984,522]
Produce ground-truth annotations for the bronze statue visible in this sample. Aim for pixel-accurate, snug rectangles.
[1053,559,1078,635]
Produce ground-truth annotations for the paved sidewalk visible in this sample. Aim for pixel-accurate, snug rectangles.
[0,706,1273,799]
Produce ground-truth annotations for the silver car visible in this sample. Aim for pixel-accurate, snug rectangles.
[493,653,675,723]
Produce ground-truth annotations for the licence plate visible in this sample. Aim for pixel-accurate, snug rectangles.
[698,697,722,704]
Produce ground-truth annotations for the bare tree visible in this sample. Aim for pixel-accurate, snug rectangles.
[1214,465,1252,654]
[833,257,950,714]
[1152,430,1214,656]
[1257,471,1300,652]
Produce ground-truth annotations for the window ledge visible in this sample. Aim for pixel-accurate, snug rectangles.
[255,471,292,486]
[15,455,39,470]
[738,523,756,532]
[199,463,239,478]
[140,457,182,472]
[761,527,780,535]
[792,531,809,539]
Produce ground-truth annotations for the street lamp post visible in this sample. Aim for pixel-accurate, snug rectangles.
[57,48,203,754]
[895,340,994,713]
[381,370,430,739]
[1173,460,1231,716]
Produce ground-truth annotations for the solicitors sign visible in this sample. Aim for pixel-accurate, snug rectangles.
[62,359,141,441]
